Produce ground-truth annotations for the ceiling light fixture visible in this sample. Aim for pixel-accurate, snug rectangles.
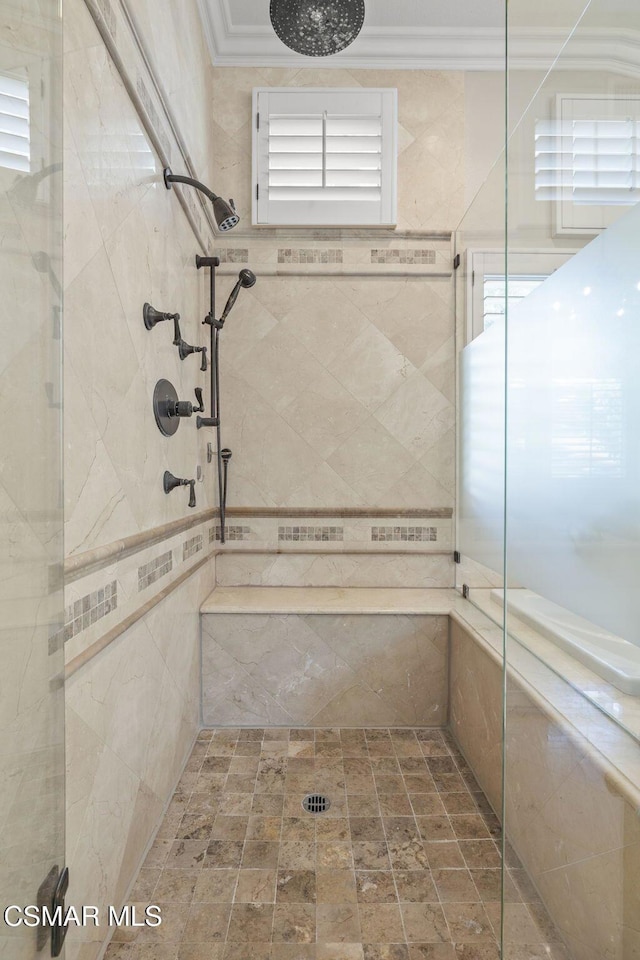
[269,0,365,57]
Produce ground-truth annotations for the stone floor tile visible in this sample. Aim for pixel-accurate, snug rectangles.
[272,903,316,942]
[317,841,354,869]
[358,904,405,942]
[423,842,465,869]
[416,818,456,842]
[441,904,494,942]
[431,869,479,903]
[400,903,448,943]
[193,868,238,902]
[182,902,231,942]
[352,842,391,871]
[236,869,278,903]
[317,903,362,943]
[408,946,455,960]
[211,815,249,841]
[279,840,316,869]
[227,903,275,941]
[224,945,271,960]
[409,795,446,817]
[204,840,244,869]
[317,944,364,960]
[248,816,284,841]
[363,946,409,960]
[393,870,438,903]
[154,868,200,902]
[244,841,281,869]
[276,869,317,903]
[316,869,358,904]
[355,871,398,903]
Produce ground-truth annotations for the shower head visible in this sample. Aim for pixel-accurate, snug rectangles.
[213,196,239,232]
[219,269,257,326]
[163,168,240,232]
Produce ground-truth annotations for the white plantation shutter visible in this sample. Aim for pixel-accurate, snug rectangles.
[535,95,640,235]
[252,88,397,226]
[0,73,30,173]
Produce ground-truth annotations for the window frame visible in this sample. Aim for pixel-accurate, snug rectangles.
[251,86,398,227]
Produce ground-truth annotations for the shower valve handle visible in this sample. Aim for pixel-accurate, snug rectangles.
[193,388,204,413]
[163,471,196,509]
[143,303,180,331]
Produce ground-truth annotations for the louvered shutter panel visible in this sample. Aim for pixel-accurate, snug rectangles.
[0,74,30,173]
[536,118,640,205]
[253,88,397,226]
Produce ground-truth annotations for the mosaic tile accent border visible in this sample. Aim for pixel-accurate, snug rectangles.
[183,534,203,561]
[278,248,343,264]
[138,550,172,591]
[50,580,118,653]
[210,525,251,542]
[279,525,344,542]
[216,248,248,263]
[372,525,438,542]
[371,248,436,264]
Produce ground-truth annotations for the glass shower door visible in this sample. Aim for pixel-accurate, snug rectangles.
[0,0,65,956]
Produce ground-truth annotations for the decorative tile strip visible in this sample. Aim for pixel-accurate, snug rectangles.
[50,580,119,652]
[210,525,251,542]
[370,249,436,264]
[135,77,171,161]
[278,526,344,542]
[138,550,172,591]
[371,526,438,542]
[183,535,203,561]
[217,248,249,263]
[278,249,343,264]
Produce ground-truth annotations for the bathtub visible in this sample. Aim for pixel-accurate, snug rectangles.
[490,588,640,696]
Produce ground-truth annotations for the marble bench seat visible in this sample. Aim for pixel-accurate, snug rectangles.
[200,587,455,729]
[200,585,458,616]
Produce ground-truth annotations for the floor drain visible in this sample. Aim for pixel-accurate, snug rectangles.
[302,793,330,814]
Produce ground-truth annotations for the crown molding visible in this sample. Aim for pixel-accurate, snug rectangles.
[196,5,640,78]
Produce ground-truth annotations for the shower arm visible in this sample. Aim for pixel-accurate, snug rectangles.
[195,255,226,543]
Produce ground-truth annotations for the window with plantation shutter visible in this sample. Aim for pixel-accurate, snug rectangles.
[252,87,397,226]
[535,94,640,235]
[0,73,30,173]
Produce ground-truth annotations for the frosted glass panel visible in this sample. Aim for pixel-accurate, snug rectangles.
[459,319,505,578]
[506,199,640,644]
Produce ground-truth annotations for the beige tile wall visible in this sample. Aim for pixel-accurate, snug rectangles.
[190,65,463,513]
[202,613,449,727]
[63,2,219,957]
[450,617,640,960]
[65,562,214,960]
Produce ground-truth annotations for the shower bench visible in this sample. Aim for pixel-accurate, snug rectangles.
[200,586,458,728]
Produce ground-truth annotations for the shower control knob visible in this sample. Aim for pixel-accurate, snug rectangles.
[193,388,204,413]
[163,471,196,509]
[153,379,194,437]
[143,303,180,331]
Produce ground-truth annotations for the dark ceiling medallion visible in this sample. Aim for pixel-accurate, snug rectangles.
[270,0,365,57]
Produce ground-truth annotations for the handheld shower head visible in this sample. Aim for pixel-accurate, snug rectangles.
[219,269,257,325]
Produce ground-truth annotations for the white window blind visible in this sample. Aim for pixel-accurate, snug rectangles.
[0,73,30,173]
[535,118,640,205]
[252,88,397,226]
[535,95,640,235]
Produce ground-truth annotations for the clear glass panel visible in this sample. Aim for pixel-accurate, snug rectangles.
[504,0,640,956]
[0,0,64,956]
